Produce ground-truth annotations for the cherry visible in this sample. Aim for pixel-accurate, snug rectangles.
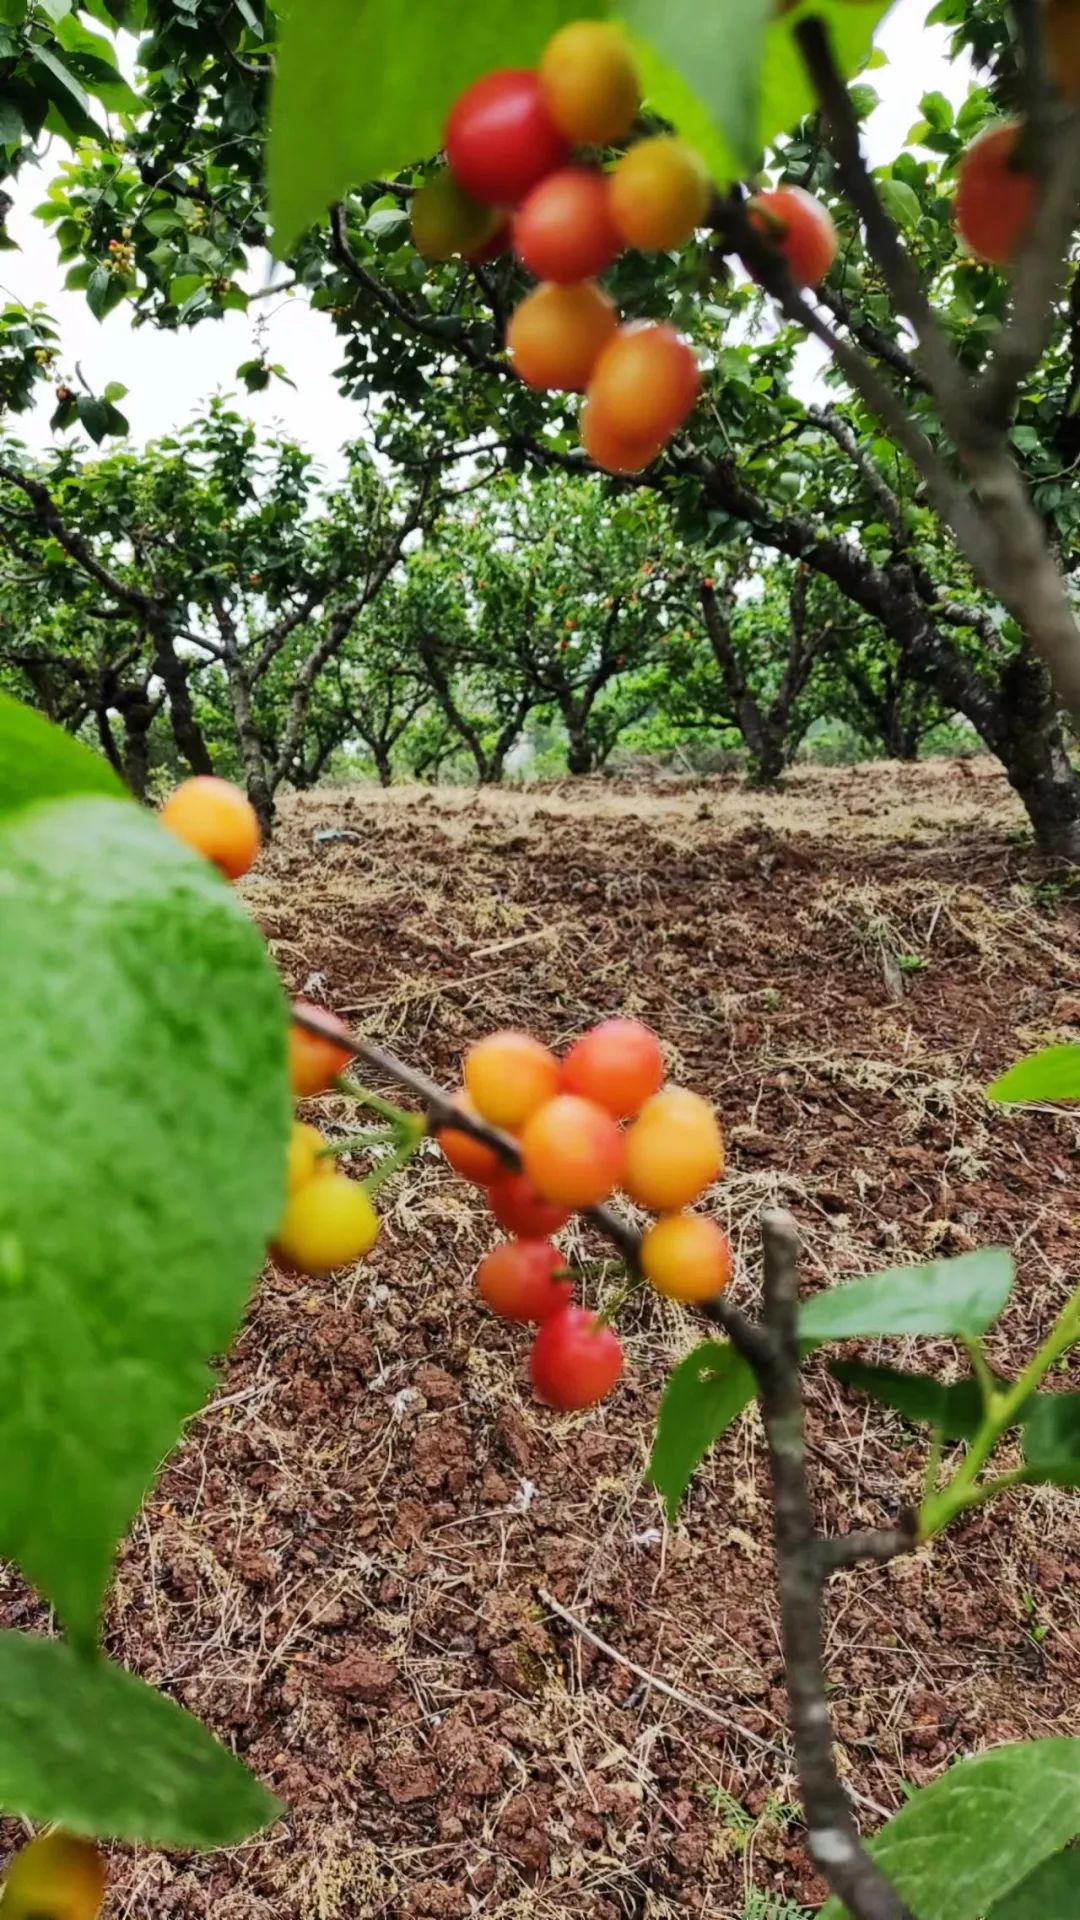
[508,279,618,391]
[955,121,1035,265]
[530,1303,623,1408]
[437,1093,505,1184]
[521,1092,625,1207]
[748,185,837,288]
[288,999,354,1096]
[588,321,700,444]
[609,135,710,251]
[641,1212,733,1302]
[538,20,640,146]
[477,1238,574,1321]
[580,394,664,475]
[512,168,620,282]
[159,774,260,880]
[275,1172,379,1273]
[561,1017,664,1118]
[0,1832,106,1920]
[623,1087,724,1210]
[411,168,499,260]
[446,69,568,206]
[286,1120,330,1195]
[464,1029,560,1129]
[487,1167,571,1237]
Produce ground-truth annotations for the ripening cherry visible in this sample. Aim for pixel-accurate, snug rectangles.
[561,1017,664,1119]
[530,1303,623,1408]
[588,321,700,445]
[747,185,837,288]
[580,393,665,474]
[159,774,260,880]
[521,1093,626,1207]
[641,1212,733,1303]
[445,69,569,206]
[609,135,710,251]
[410,168,500,260]
[288,999,354,1096]
[954,121,1035,265]
[487,1166,572,1236]
[538,20,640,146]
[286,1120,331,1194]
[623,1087,724,1210]
[513,167,621,282]
[437,1092,506,1184]
[465,1029,560,1129]
[275,1172,379,1273]
[507,279,618,390]
[0,1832,106,1920]
[477,1238,574,1322]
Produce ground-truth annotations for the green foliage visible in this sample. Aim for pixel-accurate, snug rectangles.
[987,1046,1080,1104]
[0,1632,279,1846]
[985,1850,1080,1918]
[799,1249,1014,1342]
[829,1361,991,1439]
[818,1741,1080,1920]
[0,711,289,1650]
[0,690,123,817]
[1021,1393,1080,1488]
[269,0,597,252]
[647,1340,755,1519]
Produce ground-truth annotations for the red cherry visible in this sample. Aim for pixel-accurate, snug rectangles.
[747,186,837,289]
[477,1239,574,1322]
[446,69,569,207]
[561,1017,664,1119]
[487,1168,571,1237]
[530,1304,623,1409]
[512,168,620,282]
[954,121,1035,265]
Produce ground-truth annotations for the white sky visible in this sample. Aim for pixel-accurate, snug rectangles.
[4,0,965,471]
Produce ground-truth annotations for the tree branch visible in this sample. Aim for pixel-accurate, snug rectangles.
[752,1210,917,1920]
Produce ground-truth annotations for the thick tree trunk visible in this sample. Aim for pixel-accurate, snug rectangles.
[749,727,787,786]
[996,645,1080,858]
[566,725,595,775]
[223,663,275,835]
[151,621,213,776]
[373,747,393,787]
[120,698,155,803]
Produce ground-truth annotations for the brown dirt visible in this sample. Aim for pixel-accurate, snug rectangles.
[7,759,1080,1919]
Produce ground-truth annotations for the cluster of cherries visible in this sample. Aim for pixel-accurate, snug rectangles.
[440,1019,731,1409]
[408,19,837,474]
[157,776,733,1412]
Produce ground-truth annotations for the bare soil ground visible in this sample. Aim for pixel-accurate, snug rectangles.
[8,759,1080,1919]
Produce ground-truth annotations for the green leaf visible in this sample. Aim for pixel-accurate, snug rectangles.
[0,790,289,1646]
[86,264,111,319]
[818,1740,1080,1920]
[877,176,921,229]
[629,31,738,187]
[986,1850,1080,1918]
[920,88,953,131]
[0,1633,279,1845]
[0,691,124,817]
[647,1340,756,1520]
[799,1249,1013,1343]
[30,42,105,139]
[757,0,892,160]
[1021,1394,1080,1487]
[625,0,771,175]
[830,1361,992,1439]
[987,1044,1080,1103]
[268,0,606,254]
[103,379,128,402]
[77,393,110,442]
